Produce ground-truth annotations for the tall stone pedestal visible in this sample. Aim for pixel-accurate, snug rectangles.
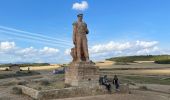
[65,62,99,87]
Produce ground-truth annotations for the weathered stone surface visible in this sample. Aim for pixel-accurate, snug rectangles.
[9,64,20,72]
[71,14,89,62]
[17,85,107,100]
[65,61,99,87]
[17,85,39,99]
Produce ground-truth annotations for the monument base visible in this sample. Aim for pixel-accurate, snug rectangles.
[65,61,99,87]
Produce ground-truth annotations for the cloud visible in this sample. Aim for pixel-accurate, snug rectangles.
[64,49,71,55]
[89,41,159,54]
[15,47,59,58]
[40,47,59,55]
[136,40,158,48]
[64,40,163,61]
[0,41,60,63]
[0,41,15,51]
[136,46,159,55]
[90,41,132,54]
[0,40,169,63]
[88,40,161,61]
[72,1,88,11]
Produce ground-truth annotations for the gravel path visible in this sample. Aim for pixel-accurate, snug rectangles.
[0,86,33,100]
[136,84,170,94]
[55,90,170,100]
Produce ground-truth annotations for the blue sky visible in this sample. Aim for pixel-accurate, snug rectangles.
[0,0,170,64]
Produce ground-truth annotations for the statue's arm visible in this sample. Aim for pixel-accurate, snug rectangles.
[86,27,89,34]
[85,23,89,34]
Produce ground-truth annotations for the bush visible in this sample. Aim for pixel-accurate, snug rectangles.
[11,86,22,94]
[139,86,148,90]
[155,59,170,64]
[107,55,170,62]
[0,97,10,100]
[37,87,42,90]
[4,68,9,71]
[64,84,71,88]
[17,81,27,85]
[0,71,40,79]
[39,80,50,86]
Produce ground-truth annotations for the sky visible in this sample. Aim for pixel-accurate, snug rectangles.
[0,0,170,64]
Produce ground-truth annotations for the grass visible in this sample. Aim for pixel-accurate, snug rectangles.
[26,74,66,90]
[11,86,22,94]
[33,81,65,90]
[0,71,40,79]
[107,55,170,63]
[119,75,170,85]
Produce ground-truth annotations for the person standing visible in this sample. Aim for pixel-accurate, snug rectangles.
[113,75,119,91]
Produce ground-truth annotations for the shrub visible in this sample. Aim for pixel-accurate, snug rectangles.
[11,86,22,94]
[17,81,27,85]
[64,84,71,88]
[154,59,170,64]
[4,68,9,71]
[0,97,10,100]
[37,87,42,90]
[139,86,148,90]
[39,80,50,86]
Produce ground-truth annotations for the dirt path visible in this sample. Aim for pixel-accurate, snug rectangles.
[135,84,170,94]
[55,90,170,100]
[0,86,33,100]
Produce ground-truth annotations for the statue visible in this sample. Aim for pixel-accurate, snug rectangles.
[65,14,99,87]
[71,14,89,62]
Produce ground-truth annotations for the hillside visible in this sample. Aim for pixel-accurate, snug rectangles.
[106,55,170,63]
[0,63,50,68]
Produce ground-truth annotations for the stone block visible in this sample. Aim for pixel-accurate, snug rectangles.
[65,61,99,87]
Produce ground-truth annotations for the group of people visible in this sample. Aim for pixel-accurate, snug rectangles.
[99,75,120,92]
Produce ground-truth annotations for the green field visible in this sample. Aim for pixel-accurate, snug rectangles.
[106,55,170,63]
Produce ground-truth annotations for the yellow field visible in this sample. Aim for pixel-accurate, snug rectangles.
[1,60,170,76]
[0,65,60,71]
[96,60,114,68]
[102,68,170,76]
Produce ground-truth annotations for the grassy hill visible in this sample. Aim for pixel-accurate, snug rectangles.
[0,63,50,68]
[106,55,170,64]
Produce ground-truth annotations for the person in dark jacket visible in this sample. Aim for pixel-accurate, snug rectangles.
[102,75,111,92]
[113,75,119,90]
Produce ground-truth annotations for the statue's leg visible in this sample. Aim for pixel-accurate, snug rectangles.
[82,36,89,61]
[76,36,82,62]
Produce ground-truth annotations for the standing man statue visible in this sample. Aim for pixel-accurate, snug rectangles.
[71,14,89,62]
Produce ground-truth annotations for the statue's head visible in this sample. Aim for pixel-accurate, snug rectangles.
[77,14,83,22]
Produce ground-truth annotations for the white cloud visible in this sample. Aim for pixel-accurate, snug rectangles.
[18,47,37,54]
[136,40,158,48]
[136,46,159,55]
[0,40,169,63]
[87,40,161,61]
[90,41,132,54]
[72,1,88,11]
[64,49,71,55]
[40,47,59,54]
[0,41,15,51]
[0,41,60,63]
[64,40,163,61]
[89,41,159,54]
